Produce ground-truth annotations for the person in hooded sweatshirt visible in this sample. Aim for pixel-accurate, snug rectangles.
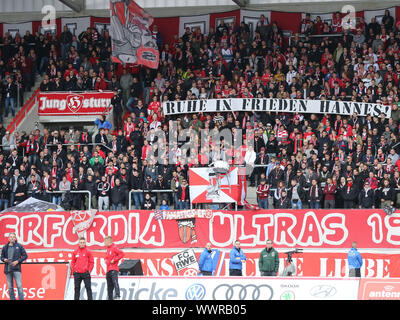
[71,237,94,300]
[198,242,215,276]
[229,240,247,276]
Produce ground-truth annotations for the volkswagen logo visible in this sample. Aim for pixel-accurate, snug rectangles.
[212,284,274,300]
[310,285,337,298]
[186,284,206,300]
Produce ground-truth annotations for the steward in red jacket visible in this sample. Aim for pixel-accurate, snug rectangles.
[71,237,94,300]
[104,236,124,300]
[105,240,124,273]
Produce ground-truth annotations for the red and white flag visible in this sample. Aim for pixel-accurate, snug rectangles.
[110,0,159,69]
[70,210,97,238]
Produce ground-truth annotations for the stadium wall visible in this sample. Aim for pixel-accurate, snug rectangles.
[1,209,400,279]
[2,6,400,48]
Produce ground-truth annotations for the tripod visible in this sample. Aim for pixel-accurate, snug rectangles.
[281,248,303,276]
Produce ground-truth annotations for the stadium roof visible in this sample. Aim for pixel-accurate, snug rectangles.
[0,0,399,22]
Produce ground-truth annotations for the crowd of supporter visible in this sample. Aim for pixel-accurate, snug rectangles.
[0,10,399,211]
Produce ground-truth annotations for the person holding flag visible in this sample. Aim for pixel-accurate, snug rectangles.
[229,240,247,276]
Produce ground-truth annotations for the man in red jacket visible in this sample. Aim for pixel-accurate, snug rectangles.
[71,237,94,300]
[323,177,336,209]
[104,236,124,300]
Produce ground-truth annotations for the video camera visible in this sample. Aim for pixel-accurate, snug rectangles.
[285,248,303,255]
[284,248,303,262]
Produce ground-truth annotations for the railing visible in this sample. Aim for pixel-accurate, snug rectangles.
[128,189,173,210]
[289,32,346,46]
[127,189,239,210]
[7,87,40,134]
[45,142,113,153]
[28,189,92,210]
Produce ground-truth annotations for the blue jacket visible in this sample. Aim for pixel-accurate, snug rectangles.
[198,248,214,273]
[94,118,112,130]
[347,248,363,269]
[1,242,28,273]
[229,247,247,270]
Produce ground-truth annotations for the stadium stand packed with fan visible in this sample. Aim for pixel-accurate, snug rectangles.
[0,9,400,213]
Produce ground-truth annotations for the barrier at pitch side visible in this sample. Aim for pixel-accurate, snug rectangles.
[1,209,400,250]
[358,278,400,300]
[24,250,400,278]
[64,276,360,300]
[0,262,70,300]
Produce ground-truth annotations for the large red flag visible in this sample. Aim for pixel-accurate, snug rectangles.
[110,0,159,69]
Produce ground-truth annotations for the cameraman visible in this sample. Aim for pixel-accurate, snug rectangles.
[258,239,279,276]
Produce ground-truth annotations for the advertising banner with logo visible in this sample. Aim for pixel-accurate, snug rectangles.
[0,263,70,300]
[172,249,199,276]
[64,276,359,300]
[2,210,400,250]
[162,98,391,118]
[358,278,400,300]
[24,250,400,278]
[38,91,114,116]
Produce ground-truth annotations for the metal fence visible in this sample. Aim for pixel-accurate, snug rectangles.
[27,189,92,210]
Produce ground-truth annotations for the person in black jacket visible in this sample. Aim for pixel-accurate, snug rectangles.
[340,177,358,209]
[276,189,291,209]
[358,181,375,209]
[97,175,110,211]
[60,25,73,60]
[379,179,396,208]
[265,133,278,158]
[71,178,83,210]
[307,178,323,209]
[4,76,17,118]
[142,192,155,210]
[14,177,27,205]
[110,178,126,211]
[142,175,156,203]
[0,178,11,210]
[1,233,28,300]
[177,179,190,209]
[111,90,123,130]
[155,174,169,205]
[130,169,143,209]
[84,174,98,209]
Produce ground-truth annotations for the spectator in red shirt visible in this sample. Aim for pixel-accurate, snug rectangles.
[71,237,94,300]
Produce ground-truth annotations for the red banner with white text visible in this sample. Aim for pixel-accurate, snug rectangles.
[1,210,400,250]
[38,91,114,116]
[24,250,400,278]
